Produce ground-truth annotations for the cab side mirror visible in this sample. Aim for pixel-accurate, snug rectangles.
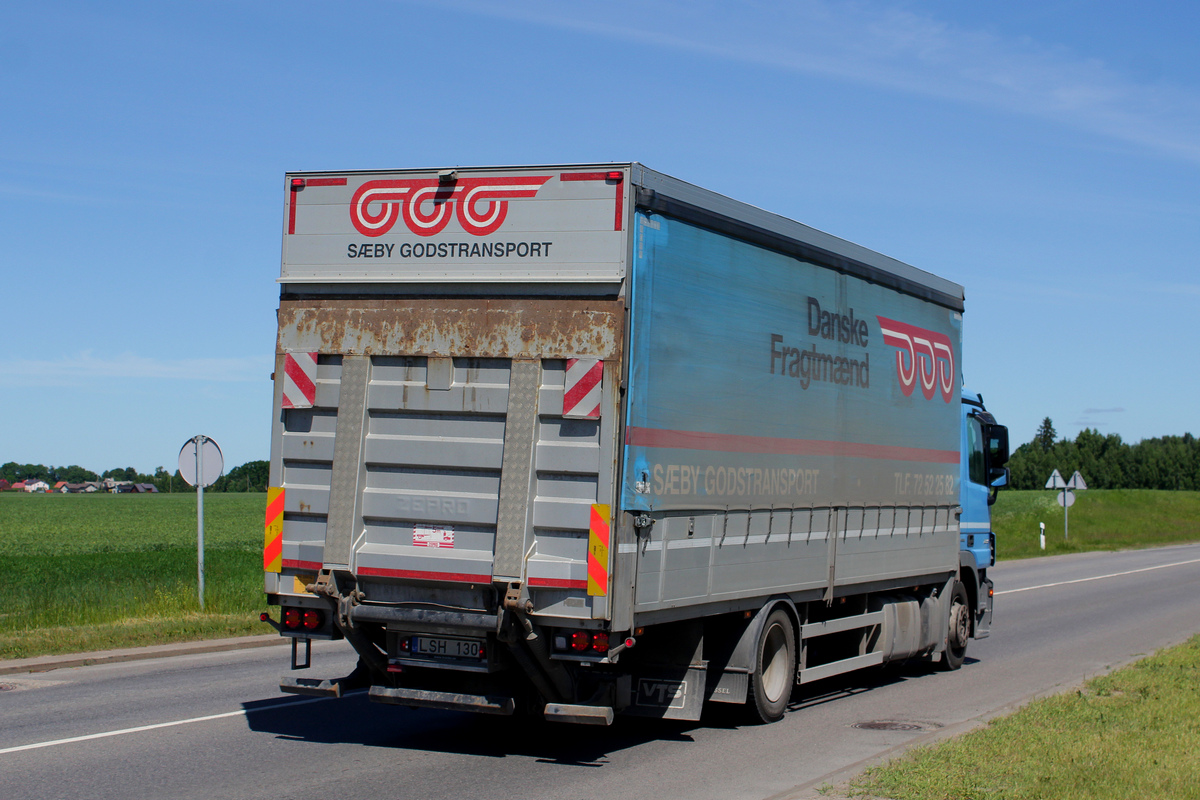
[987,467,1009,505]
[986,424,1009,468]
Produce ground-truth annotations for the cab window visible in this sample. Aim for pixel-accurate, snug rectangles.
[967,416,986,485]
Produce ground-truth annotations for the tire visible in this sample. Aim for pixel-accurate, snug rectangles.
[941,581,970,671]
[748,608,796,723]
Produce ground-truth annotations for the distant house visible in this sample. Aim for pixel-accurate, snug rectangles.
[133,483,159,493]
[64,483,89,493]
[11,481,26,491]
[102,478,135,493]
[82,481,100,493]
[0,479,9,491]
[24,480,50,493]
[54,481,69,491]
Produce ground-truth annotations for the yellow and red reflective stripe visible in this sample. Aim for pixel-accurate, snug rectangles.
[264,487,284,572]
[587,504,611,596]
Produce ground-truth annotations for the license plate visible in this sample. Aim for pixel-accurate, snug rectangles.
[411,636,484,660]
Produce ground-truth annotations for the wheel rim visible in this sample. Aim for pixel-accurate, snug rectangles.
[761,623,790,703]
[949,600,969,652]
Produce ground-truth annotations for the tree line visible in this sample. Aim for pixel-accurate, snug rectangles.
[1,460,270,493]
[10,421,1198,495]
[1007,419,1200,491]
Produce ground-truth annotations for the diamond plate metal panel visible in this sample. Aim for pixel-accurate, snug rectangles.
[324,355,370,568]
[493,359,540,580]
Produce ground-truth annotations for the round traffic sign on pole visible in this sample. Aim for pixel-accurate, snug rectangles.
[179,436,224,487]
[1056,490,1076,508]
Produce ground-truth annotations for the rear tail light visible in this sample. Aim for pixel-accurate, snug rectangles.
[555,629,611,654]
[281,606,322,632]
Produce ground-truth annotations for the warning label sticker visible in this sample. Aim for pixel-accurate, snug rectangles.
[413,525,454,549]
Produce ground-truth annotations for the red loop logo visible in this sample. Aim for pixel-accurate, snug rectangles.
[350,175,552,237]
[876,316,955,402]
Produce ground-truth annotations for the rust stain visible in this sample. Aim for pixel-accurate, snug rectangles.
[278,297,625,361]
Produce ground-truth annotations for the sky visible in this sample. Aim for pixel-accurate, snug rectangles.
[2,0,1198,475]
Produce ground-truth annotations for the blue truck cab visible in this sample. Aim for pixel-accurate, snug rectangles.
[959,389,1009,641]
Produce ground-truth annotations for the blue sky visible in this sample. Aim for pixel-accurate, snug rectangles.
[3,0,1198,475]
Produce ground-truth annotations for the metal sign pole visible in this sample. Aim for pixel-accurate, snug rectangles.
[197,435,206,610]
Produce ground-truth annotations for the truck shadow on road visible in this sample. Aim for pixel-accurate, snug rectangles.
[241,691,700,766]
[241,656,977,764]
[784,655,982,715]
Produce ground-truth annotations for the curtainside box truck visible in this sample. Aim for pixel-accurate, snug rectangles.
[262,163,1010,724]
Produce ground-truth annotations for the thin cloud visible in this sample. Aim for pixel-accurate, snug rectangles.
[0,351,263,387]
[425,0,1200,165]
[1083,407,1126,414]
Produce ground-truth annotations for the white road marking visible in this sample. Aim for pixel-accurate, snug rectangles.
[996,557,1200,596]
[0,694,335,756]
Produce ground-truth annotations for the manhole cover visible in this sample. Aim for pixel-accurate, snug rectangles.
[853,720,927,731]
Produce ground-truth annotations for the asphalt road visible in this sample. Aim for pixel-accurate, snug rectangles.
[4,543,1199,800]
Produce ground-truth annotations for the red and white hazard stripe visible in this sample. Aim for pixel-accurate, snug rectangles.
[281,352,318,409]
[563,358,602,419]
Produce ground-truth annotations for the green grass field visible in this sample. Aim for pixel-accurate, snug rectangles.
[850,633,1200,800]
[992,489,1200,560]
[0,491,268,659]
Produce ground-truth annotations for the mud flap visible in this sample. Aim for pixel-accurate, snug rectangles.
[621,664,706,721]
[975,577,994,639]
[706,669,749,705]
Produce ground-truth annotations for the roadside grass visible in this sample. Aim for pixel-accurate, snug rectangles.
[992,489,1200,561]
[0,492,267,659]
[849,634,1200,800]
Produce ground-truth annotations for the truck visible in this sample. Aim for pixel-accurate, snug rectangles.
[262,163,1010,725]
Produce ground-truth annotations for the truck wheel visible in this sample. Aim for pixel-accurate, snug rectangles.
[941,581,970,671]
[748,608,795,723]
